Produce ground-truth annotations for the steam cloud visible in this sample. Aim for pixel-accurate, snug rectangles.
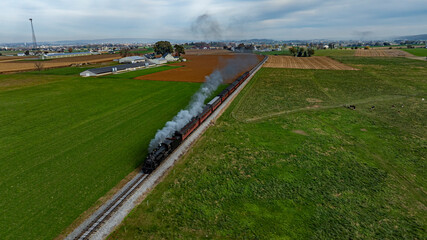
[353,30,374,40]
[148,54,258,151]
[191,14,222,40]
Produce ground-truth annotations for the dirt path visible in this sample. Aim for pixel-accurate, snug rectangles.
[239,95,408,123]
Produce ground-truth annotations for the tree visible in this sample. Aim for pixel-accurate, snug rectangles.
[282,44,287,50]
[68,47,73,53]
[297,47,305,57]
[120,48,130,57]
[307,48,315,56]
[154,41,173,55]
[25,50,30,56]
[289,47,297,56]
[174,44,185,56]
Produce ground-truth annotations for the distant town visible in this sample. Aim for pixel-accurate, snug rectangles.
[1,36,426,58]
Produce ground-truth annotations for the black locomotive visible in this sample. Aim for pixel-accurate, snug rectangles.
[142,56,267,174]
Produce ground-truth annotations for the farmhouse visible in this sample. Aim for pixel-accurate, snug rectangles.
[80,62,153,77]
[162,53,179,62]
[119,56,147,64]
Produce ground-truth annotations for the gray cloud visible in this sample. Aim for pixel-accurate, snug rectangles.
[191,14,222,40]
[1,0,427,43]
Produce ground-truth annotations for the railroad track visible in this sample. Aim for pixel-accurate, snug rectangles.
[67,56,268,240]
[72,173,148,240]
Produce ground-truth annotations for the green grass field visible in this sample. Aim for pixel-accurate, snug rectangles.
[0,66,203,239]
[110,56,426,239]
[402,48,427,57]
[256,50,291,56]
[130,47,154,55]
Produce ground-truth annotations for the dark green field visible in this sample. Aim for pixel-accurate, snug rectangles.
[110,57,426,239]
[0,66,201,239]
[130,47,154,55]
[257,50,291,56]
[402,48,427,57]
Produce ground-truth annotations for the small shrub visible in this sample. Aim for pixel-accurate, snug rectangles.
[34,62,44,71]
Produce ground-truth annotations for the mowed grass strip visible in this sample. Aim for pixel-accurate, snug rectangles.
[110,57,426,239]
[0,68,201,239]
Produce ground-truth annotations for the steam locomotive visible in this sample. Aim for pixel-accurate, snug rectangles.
[142,57,267,174]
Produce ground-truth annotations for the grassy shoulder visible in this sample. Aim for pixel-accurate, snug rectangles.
[110,57,426,239]
[0,66,201,239]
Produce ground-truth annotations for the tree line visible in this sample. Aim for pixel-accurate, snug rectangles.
[120,41,185,57]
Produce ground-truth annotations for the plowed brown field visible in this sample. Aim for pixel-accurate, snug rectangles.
[136,54,263,83]
[264,56,357,70]
[0,56,33,62]
[0,54,120,73]
[183,49,234,55]
[354,49,414,57]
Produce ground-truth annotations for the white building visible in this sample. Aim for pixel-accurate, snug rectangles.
[148,57,167,65]
[162,53,179,62]
[119,56,147,64]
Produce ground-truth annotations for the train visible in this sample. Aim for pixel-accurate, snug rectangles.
[142,56,267,174]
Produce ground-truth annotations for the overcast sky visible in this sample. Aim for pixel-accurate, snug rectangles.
[1,0,427,43]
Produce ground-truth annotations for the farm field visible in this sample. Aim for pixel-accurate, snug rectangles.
[111,56,426,239]
[0,54,120,73]
[130,47,154,55]
[256,50,291,55]
[354,49,413,57]
[183,49,234,55]
[0,56,33,62]
[314,49,355,56]
[264,55,357,70]
[402,48,427,57]
[0,66,202,239]
[136,54,263,83]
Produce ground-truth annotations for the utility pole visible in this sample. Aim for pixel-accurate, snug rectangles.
[29,18,37,49]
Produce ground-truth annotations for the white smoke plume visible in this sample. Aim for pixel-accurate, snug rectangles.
[148,54,258,151]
